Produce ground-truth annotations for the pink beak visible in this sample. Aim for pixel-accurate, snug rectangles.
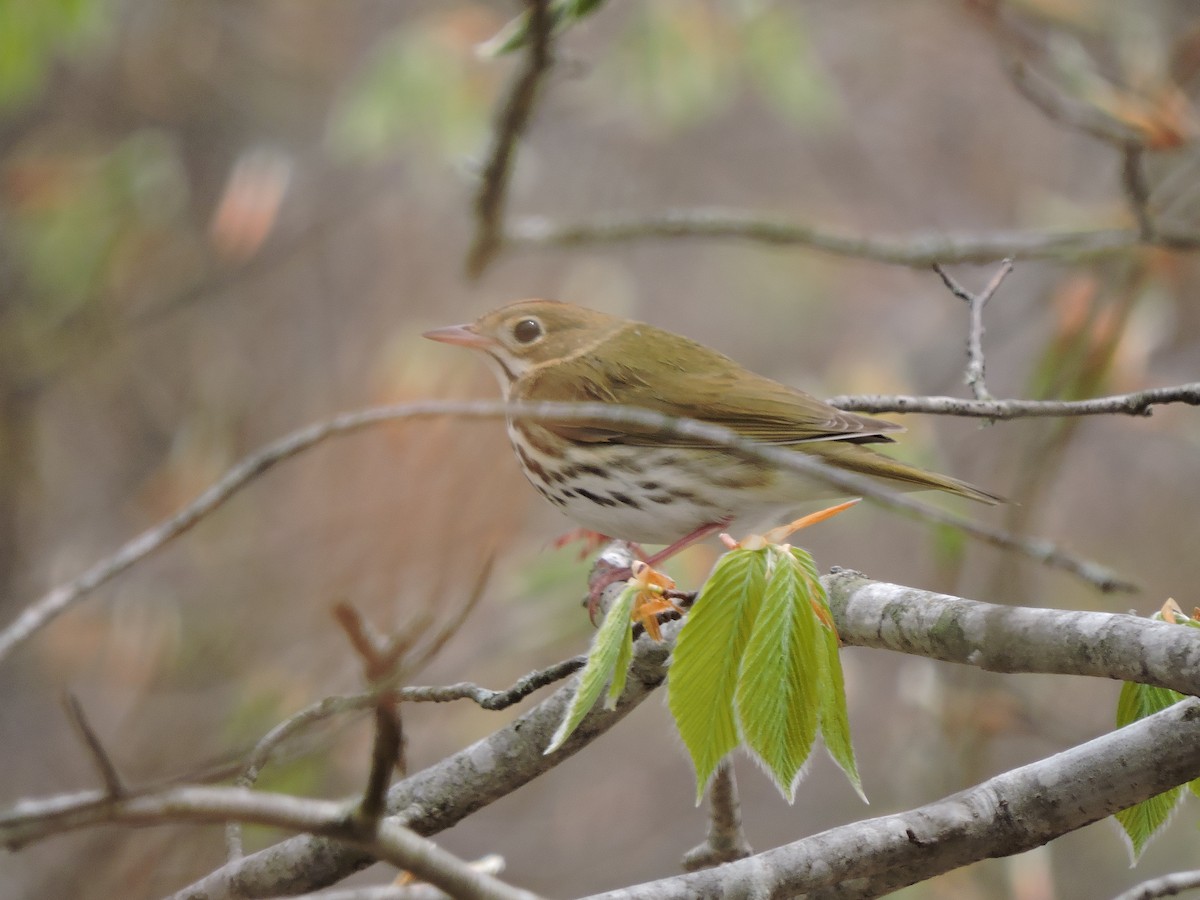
[422,323,493,349]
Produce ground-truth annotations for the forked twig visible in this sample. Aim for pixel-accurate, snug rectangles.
[933,259,1014,402]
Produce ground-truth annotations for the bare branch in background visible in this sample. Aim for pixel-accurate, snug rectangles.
[4,786,541,900]
[1002,53,1143,147]
[62,693,124,800]
[1121,143,1155,239]
[826,383,1200,419]
[465,0,553,278]
[505,209,1200,265]
[1110,870,1200,900]
[7,392,1179,661]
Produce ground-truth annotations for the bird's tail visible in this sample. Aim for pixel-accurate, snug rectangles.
[808,442,1004,505]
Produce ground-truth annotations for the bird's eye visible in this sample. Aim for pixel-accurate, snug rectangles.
[512,317,544,344]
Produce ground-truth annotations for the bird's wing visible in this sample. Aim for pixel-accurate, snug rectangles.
[519,327,903,448]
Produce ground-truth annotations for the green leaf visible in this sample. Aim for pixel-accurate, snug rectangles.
[1117,679,1185,729]
[1113,679,1189,859]
[1116,785,1186,862]
[929,520,968,572]
[545,583,636,754]
[602,3,736,133]
[329,23,492,162]
[606,608,634,709]
[669,548,768,802]
[478,0,608,58]
[735,547,821,802]
[794,549,866,802]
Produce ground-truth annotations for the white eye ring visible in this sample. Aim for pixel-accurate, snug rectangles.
[512,317,544,344]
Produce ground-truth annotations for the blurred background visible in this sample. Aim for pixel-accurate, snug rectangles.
[2,1,1200,897]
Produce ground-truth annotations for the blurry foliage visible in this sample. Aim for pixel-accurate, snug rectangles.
[600,0,838,133]
[5,129,190,366]
[478,0,608,58]
[0,0,112,109]
[328,8,503,163]
[330,0,838,164]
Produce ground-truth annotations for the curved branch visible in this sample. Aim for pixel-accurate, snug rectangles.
[3,397,1155,661]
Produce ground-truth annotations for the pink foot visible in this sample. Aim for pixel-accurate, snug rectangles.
[583,519,731,624]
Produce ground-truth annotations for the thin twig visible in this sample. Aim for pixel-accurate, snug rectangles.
[234,657,588,794]
[682,761,752,871]
[408,553,496,673]
[334,604,410,827]
[505,209,1199,265]
[62,693,124,799]
[465,0,553,277]
[1121,143,1155,240]
[335,603,391,678]
[3,785,541,900]
[934,260,1013,401]
[359,704,403,826]
[1002,53,1143,147]
[399,657,587,710]
[1110,869,1200,900]
[825,383,1200,418]
[5,394,1170,661]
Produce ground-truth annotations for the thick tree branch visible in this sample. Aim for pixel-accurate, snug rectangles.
[6,395,1166,660]
[824,571,1200,695]
[581,699,1200,899]
[8,576,1200,897]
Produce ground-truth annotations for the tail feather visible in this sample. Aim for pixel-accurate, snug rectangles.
[808,442,1004,505]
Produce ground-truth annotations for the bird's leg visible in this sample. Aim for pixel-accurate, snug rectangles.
[640,519,731,569]
[585,519,732,624]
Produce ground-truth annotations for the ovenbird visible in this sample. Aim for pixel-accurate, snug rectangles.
[425,300,1000,555]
